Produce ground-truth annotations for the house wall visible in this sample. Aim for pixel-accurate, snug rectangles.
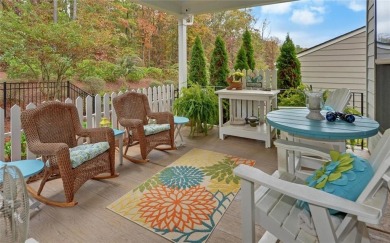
[298,29,366,112]
[366,0,381,151]
[367,0,375,120]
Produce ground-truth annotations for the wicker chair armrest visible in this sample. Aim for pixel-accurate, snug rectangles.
[28,142,69,157]
[149,112,174,124]
[118,118,143,128]
[78,127,114,143]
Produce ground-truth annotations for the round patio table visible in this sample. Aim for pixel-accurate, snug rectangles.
[0,159,44,179]
[267,109,379,140]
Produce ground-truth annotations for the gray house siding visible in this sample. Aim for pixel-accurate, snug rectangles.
[366,0,381,150]
[298,28,366,112]
[367,0,375,120]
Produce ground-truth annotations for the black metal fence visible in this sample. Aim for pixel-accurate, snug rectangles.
[0,81,91,118]
[351,92,364,115]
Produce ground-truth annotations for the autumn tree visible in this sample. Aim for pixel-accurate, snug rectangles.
[189,36,208,86]
[209,36,229,87]
[0,2,94,84]
[242,29,255,70]
[206,9,255,68]
[264,37,280,69]
[234,46,249,71]
[276,34,302,89]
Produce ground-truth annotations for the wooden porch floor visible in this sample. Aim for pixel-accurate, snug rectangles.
[28,127,390,242]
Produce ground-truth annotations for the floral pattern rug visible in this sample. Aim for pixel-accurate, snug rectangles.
[107,148,255,242]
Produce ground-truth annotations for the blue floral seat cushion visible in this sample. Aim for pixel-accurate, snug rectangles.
[298,151,374,214]
[46,142,110,168]
[69,142,110,168]
[143,124,170,136]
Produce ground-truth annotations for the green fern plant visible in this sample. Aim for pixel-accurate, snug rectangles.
[173,84,218,137]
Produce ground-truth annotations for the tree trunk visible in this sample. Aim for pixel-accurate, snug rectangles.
[53,0,58,23]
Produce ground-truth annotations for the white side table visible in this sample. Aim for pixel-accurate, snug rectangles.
[174,116,189,147]
[215,89,280,148]
[112,129,125,165]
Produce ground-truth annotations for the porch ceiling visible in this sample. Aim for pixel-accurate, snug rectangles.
[130,0,293,17]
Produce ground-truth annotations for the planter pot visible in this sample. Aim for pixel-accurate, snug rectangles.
[305,91,324,120]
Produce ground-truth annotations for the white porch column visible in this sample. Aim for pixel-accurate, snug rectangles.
[178,17,188,92]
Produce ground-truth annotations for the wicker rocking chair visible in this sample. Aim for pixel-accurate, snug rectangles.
[113,92,176,163]
[21,102,118,207]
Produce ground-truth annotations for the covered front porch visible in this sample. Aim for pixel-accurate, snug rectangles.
[27,126,390,242]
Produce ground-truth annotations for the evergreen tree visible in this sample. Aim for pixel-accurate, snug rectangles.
[276,34,302,89]
[234,46,249,71]
[242,29,255,70]
[189,36,208,86]
[209,36,230,87]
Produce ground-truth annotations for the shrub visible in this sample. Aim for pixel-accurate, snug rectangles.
[4,133,27,161]
[278,84,306,107]
[149,80,163,88]
[76,59,99,81]
[5,58,39,80]
[162,66,179,81]
[82,76,106,94]
[126,67,146,82]
[146,67,163,79]
[98,61,123,83]
[163,80,176,87]
[242,29,255,70]
[209,36,229,87]
[234,46,249,70]
[276,34,302,89]
[118,55,144,77]
[76,60,123,83]
[189,36,208,86]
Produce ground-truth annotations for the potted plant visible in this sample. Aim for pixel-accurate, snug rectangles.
[173,84,218,137]
[233,71,244,81]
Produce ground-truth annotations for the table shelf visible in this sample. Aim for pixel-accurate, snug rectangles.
[220,122,274,141]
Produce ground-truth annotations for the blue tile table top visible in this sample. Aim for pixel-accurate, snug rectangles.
[174,116,189,125]
[267,109,379,140]
[112,128,125,136]
[0,159,44,179]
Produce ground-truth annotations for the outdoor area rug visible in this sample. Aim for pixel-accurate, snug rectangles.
[107,148,255,242]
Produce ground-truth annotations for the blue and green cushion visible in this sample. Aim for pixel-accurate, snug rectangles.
[298,151,374,214]
[143,124,170,136]
[46,142,110,168]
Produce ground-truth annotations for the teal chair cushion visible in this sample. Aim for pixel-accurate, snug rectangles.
[143,124,170,136]
[298,151,374,214]
[69,142,110,168]
[45,142,110,168]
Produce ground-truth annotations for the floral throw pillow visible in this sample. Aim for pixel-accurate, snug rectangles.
[298,151,374,214]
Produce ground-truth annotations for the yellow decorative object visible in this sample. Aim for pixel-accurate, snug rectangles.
[100,117,111,127]
[233,71,244,81]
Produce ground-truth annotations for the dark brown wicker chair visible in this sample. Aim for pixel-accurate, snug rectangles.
[21,102,118,207]
[113,92,176,163]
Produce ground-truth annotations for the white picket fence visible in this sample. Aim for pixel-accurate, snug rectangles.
[0,85,175,162]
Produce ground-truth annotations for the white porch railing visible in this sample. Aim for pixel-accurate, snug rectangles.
[0,85,175,162]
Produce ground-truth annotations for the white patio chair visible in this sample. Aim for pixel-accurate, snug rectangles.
[234,129,390,243]
[324,88,351,112]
